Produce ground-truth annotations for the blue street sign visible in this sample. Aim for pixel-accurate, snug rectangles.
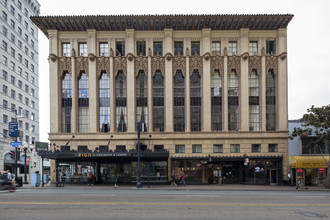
[11,142,22,147]
[9,122,18,138]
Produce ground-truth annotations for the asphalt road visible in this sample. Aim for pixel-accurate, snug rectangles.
[1,188,330,220]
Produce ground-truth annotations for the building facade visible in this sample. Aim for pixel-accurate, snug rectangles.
[0,0,41,180]
[289,120,329,186]
[32,14,293,185]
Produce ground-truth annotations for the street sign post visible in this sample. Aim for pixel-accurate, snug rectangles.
[9,122,18,138]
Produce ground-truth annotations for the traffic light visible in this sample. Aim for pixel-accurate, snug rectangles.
[9,150,15,160]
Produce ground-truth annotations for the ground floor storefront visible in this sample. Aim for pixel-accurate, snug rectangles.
[290,156,330,186]
[40,148,284,185]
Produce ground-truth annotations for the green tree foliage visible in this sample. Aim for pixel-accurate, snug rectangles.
[291,104,330,148]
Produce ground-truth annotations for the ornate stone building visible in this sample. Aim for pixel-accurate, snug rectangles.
[32,14,293,185]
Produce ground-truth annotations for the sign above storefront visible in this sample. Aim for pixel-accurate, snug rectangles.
[77,152,131,158]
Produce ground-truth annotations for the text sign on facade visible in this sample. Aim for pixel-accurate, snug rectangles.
[35,142,49,152]
[11,142,22,147]
[9,122,18,138]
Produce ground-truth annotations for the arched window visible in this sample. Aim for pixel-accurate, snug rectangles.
[190,70,201,131]
[115,72,127,132]
[266,69,276,131]
[173,71,185,132]
[99,72,110,132]
[136,71,148,132]
[211,70,222,131]
[78,72,89,132]
[61,73,72,133]
[228,70,239,131]
[153,71,164,132]
[249,70,259,131]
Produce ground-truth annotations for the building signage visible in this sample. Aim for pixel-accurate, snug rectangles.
[35,142,49,152]
[10,142,22,147]
[77,153,131,158]
[9,122,18,138]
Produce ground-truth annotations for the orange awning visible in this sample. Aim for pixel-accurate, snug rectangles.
[290,156,330,169]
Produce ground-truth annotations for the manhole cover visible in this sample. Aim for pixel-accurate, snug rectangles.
[295,211,328,218]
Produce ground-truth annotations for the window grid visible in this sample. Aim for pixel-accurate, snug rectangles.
[99,72,110,132]
[62,73,72,133]
[174,41,183,55]
[228,70,239,131]
[99,42,109,56]
[228,41,237,55]
[190,71,201,131]
[173,71,185,132]
[213,145,223,153]
[62,43,70,57]
[192,145,202,153]
[212,41,221,55]
[136,71,148,132]
[115,72,127,132]
[266,69,276,131]
[78,73,89,132]
[153,71,164,132]
[249,41,258,55]
[153,41,163,56]
[249,70,260,131]
[79,43,87,57]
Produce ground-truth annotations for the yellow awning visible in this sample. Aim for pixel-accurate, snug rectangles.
[290,156,330,169]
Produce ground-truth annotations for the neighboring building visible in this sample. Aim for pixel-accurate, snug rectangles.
[32,14,293,185]
[289,120,329,186]
[0,0,40,181]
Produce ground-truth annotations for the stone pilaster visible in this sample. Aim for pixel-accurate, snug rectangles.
[164,29,173,132]
[240,29,249,131]
[126,29,135,132]
[202,29,211,132]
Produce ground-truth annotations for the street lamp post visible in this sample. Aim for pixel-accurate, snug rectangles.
[22,144,30,184]
[136,122,142,188]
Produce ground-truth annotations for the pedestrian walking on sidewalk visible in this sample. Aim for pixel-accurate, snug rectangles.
[288,172,292,186]
[171,173,177,187]
[88,172,94,186]
[179,174,186,186]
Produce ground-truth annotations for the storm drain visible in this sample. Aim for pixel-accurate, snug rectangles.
[295,211,328,218]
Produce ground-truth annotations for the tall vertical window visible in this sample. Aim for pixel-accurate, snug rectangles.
[99,42,108,56]
[153,41,163,56]
[211,70,222,131]
[173,71,185,132]
[136,71,148,132]
[191,41,200,55]
[228,70,239,131]
[266,40,276,55]
[190,71,201,131]
[136,40,146,56]
[78,73,89,132]
[153,71,164,132]
[79,43,87,57]
[249,41,258,55]
[61,73,72,133]
[249,70,259,131]
[228,41,237,55]
[62,43,70,57]
[116,40,125,56]
[99,72,110,132]
[212,41,221,55]
[266,69,276,131]
[115,72,127,132]
[174,41,183,55]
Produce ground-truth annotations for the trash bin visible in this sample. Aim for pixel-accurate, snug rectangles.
[16,177,23,187]
[31,173,41,186]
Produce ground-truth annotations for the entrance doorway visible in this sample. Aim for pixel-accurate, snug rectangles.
[270,169,277,185]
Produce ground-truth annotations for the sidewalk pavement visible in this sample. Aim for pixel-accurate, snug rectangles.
[19,183,330,191]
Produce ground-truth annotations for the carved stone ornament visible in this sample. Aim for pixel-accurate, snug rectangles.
[134,56,148,77]
[189,56,203,77]
[88,53,96,62]
[224,47,228,56]
[151,56,165,77]
[58,56,72,78]
[261,47,266,56]
[75,57,89,78]
[148,48,152,57]
[249,56,262,75]
[173,55,186,77]
[186,48,190,56]
[265,55,278,75]
[110,48,114,57]
[97,56,110,79]
[203,53,211,61]
[228,56,241,76]
[114,56,127,77]
[71,48,76,57]
[165,53,172,61]
[241,52,249,61]
[48,53,58,62]
[279,52,287,60]
[211,55,224,75]
[127,53,134,62]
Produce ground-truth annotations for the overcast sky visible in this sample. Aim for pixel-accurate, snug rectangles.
[37,0,330,142]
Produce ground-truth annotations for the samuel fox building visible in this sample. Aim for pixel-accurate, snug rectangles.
[32,14,293,185]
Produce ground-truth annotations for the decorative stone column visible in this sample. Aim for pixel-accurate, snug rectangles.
[164,29,173,132]
[126,29,135,132]
[240,29,249,131]
[202,29,211,132]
